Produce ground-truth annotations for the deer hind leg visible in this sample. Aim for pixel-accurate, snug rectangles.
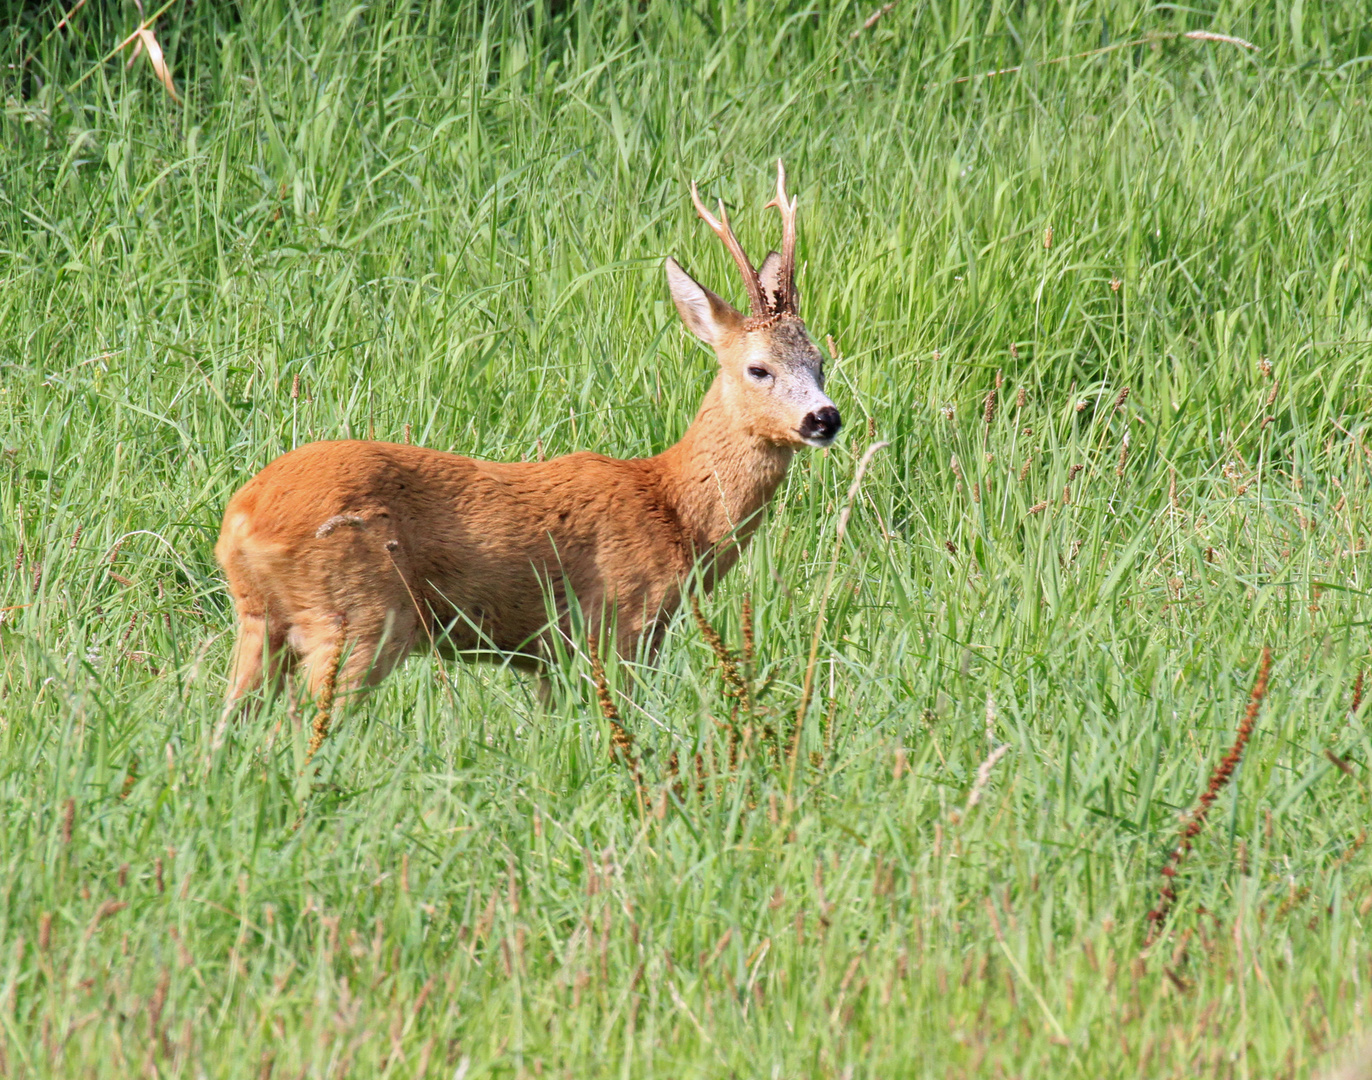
[292,607,419,758]
[295,608,419,699]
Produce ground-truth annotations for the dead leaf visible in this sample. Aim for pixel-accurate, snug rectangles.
[135,27,179,103]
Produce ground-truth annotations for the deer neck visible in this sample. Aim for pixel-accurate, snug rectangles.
[654,375,794,566]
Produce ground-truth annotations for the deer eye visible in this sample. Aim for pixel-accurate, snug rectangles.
[747,365,772,382]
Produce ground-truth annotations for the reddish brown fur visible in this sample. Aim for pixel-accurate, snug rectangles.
[216,164,838,714]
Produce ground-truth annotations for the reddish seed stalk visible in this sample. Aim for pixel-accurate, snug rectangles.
[303,629,345,767]
[587,636,646,813]
[61,798,75,844]
[690,594,747,706]
[741,593,755,672]
[1145,648,1272,943]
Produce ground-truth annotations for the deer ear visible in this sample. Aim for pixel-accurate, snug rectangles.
[666,257,742,347]
[758,250,798,313]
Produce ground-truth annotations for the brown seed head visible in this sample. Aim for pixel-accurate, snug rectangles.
[689,594,745,703]
[1146,648,1271,940]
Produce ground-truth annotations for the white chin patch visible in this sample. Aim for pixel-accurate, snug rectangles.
[800,432,837,449]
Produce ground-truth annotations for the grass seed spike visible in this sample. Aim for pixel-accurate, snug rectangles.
[1145,648,1272,943]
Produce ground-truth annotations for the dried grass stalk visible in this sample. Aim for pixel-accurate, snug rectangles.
[965,744,1010,812]
[851,1,897,38]
[919,27,1257,94]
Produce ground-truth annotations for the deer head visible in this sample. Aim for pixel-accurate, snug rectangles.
[665,161,841,449]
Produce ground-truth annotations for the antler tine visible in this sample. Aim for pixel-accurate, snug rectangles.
[690,179,766,316]
[762,158,798,314]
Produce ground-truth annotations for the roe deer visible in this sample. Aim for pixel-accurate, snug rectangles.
[215,161,840,718]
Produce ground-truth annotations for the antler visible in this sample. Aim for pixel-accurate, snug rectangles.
[763,159,799,314]
[690,180,767,316]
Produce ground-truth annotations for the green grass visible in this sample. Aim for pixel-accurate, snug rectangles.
[3,0,1372,1075]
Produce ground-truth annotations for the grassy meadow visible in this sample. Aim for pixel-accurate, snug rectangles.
[4,0,1372,1075]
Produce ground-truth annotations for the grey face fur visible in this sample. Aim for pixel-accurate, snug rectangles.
[665,256,842,449]
[737,318,840,448]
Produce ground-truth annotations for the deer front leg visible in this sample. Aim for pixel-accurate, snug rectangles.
[218,612,293,738]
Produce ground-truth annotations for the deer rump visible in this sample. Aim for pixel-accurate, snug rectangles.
[217,439,696,695]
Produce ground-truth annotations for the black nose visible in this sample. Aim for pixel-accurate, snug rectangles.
[799,405,841,443]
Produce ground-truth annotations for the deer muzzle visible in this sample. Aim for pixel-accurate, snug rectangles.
[799,404,842,447]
